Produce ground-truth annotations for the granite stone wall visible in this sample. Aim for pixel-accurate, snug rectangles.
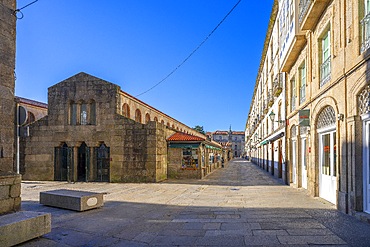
[0,0,16,173]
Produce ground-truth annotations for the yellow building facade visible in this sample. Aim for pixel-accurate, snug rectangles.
[246,0,370,217]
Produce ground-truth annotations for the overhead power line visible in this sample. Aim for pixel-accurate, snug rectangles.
[135,0,242,97]
[13,0,39,19]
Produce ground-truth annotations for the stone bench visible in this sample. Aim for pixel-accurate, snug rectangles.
[40,189,104,211]
[0,211,51,247]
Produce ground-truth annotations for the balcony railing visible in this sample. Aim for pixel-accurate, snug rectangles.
[320,56,331,87]
[298,0,313,25]
[273,73,284,97]
[361,13,370,53]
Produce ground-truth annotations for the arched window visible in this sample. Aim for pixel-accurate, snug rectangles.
[154,116,158,122]
[317,106,336,129]
[122,103,130,118]
[26,112,35,124]
[145,113,150,123]
[70,101,77,125]
[161,120,165,125]
[172,124,175,128]
[135,109,142,123]
[80,102,88,125]
[167,122,170,127]
[90,100,96,125]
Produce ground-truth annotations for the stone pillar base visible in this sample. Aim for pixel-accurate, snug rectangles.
[0,172,21,215]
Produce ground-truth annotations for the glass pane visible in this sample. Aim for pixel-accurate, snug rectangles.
[90,102,96,125]
[369,125,370,183]
[333,132,337,177]
[322,134,331,175]
[302,139,307,170]
[71,104,77,125]
[80,104,87,125]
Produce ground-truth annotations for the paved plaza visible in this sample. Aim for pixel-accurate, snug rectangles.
[18,159,370,246]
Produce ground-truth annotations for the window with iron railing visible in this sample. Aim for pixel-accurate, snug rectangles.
[299,62,306,104]
[320,29,331,87]
[291,78,296,111]
[361,0,370,53]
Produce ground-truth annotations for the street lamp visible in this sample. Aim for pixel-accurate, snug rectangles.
[269,110,285,124]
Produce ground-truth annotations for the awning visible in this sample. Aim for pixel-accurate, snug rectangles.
[205,145,221,151]
[260,140,269,145]
[168,143,200,149]
[269,132,285,142]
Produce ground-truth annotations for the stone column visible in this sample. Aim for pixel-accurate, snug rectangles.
[0,0,21,215]
[0,0,16,173]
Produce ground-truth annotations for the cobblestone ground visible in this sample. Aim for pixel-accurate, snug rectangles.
[19,159,370,246]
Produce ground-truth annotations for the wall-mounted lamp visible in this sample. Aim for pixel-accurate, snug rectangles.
[337,113,344,121]
[269,111,285,124]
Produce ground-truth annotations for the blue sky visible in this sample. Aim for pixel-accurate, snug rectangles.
[15,0,273,132]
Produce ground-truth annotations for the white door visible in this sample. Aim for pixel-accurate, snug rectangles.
[363,120,370,213]
[301,137,307,189]
[319,129,337,205]
[292,140,297,184]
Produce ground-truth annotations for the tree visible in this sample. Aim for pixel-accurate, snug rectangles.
[193,125,205,135]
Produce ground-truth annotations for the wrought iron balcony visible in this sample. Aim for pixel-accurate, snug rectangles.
[361,13,370,53]
[298,0,313,26]
[320,56,331,87]
[273,73,284,97]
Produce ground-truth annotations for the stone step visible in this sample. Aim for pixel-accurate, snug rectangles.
[0,211,51,247]
[40,189,104,211]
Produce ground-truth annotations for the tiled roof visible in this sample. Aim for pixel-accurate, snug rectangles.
[232,131,245,135]
[167,132,205,142]
[214,131,228,135]
[16,96,48,109]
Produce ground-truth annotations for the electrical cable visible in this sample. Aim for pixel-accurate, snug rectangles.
[135,0,242,97]
[13,0,39,19]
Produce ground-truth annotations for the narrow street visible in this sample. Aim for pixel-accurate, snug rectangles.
[20,159,370,246]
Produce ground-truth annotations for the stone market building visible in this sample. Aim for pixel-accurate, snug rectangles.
[20,72,222,182]
[167,132,223,179]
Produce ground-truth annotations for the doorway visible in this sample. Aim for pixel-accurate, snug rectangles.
[318,128,337,204]
[291,139,297,184]
[364,119,370,213]
[54,143,73,182]
[77,142,89,182]
[301,137,308,189]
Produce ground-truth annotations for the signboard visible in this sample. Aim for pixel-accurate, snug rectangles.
[299,109,310,126]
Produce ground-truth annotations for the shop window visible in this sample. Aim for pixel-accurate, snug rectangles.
[135,109,142,123]
[182,148,198,170]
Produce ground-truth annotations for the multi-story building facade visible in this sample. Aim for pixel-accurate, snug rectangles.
[245,1,288,182]
[246,0,370,218]
[208,129,245,157]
